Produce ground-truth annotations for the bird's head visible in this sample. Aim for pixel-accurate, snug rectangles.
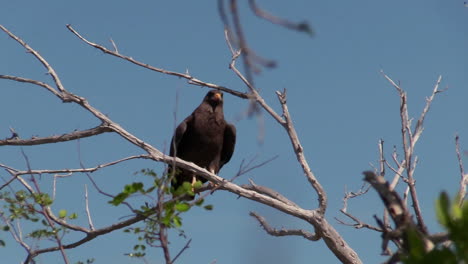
[205,90,224,108]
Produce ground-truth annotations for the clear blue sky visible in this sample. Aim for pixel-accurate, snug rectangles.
[1,0,467,263]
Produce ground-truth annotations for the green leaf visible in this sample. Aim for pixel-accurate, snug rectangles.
[405,228,426,261]
[110,182,145,206]
[173,216,182,228]
[33,193,53,206]
[195,198,204,206]
[145,186,156,194]
[175,202,190,212]
[69,213,78,219]
[109,193,129,206]
[58,209,67,218]
[452,201,462,220]
[192,180,203,189]
[436,192,451,227]
[203,205,213,211]
[124,182,144,194]
[164,201,175,211]
[182,182,192,191]
[15,190,27,202]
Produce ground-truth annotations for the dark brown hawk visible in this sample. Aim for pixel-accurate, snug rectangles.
[169,90,236,197]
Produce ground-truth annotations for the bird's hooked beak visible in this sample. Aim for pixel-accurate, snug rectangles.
[212,92,222,102]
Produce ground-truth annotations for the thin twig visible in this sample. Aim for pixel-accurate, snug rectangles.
[65,24,248,99]
[336,184,381,231]
[0,25,66,93]
[171,239,192,263]
[0,155,150,191]
[382,72,443,235]
[250,212,320,241]
[0,74,61,98]
[224,28,284,123]
[248,0,313,35]
[19,150,70,264]
[85,185,95,230]
[226,27,328,213]
[363,171,434,253]
[0,124,112,146]
[241,179,297,207]
[455,134,467,206]
[275,90,327,214]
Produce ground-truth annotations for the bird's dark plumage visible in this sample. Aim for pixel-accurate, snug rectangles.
[169,90,236,197]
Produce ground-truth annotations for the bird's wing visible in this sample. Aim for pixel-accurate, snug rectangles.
[170,114,193,157]
[220,123,236,169]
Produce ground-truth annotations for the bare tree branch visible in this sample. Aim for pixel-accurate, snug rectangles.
[363,171,434,255]
[224,28,328,214]
[241,179,297,207]
[0,74,61,98]
[0,25,66,94]
[275,90,327,214]
[224,29,284,123]
[336,184,381,231]
[248,0,313,35]
[382,72,443,235]
[0,125,112,146]
[250,212,320,241]
[0,155,150,191]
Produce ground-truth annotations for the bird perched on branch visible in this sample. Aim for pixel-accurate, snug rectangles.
[169,90,236,199]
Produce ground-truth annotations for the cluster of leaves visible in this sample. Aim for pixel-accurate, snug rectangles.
[402,192,468,264]
[109,168,213,259]
[0,189,77,247]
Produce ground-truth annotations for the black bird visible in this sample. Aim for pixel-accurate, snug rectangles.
[169,90,236,198]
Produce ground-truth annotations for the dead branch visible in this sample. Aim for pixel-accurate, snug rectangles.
[0,25,66,94]
[336,184,381,231]
[0,74,61,98]
[0,125,112,146]
[224,28,327,214]
[0,155,150,191]
[382,72,443,235]
[248,0,313,35]
[250,212,319,241]
[224,29,284,123]
[363,171,434,256]
[275,90,327,214]
[241,179,297,207]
